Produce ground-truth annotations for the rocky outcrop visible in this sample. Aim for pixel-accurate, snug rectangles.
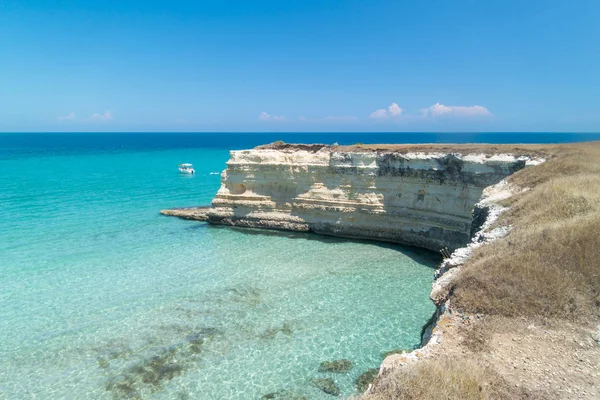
[160,206,211,220]
[204,145,527,252]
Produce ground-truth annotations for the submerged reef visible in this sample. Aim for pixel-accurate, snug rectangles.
[261,390,309,400]
[226,285,263,306]
[259,322,294,340]
[310,377,341,396]
[106,346,183,398]
[103,328,220,399]
[318,359,353,373]
[355,368,379,393]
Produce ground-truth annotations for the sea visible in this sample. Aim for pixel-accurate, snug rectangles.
[1,132,598,399]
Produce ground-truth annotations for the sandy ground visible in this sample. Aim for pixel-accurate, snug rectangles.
[414,311,600,399]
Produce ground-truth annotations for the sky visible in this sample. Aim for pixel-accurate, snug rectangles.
[1,0,599,132]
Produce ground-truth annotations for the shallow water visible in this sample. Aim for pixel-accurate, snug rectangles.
[0,135,438,399]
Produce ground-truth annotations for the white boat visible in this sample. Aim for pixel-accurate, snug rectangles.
[178,163,195,174]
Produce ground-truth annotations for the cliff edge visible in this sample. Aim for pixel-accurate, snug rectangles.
[205,144,527,252]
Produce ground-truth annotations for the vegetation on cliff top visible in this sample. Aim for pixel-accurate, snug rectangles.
[361,141,600,400]
[454,142,600,320]
[363,357,521,400]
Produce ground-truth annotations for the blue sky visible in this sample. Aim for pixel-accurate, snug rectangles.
[1,0,599,132]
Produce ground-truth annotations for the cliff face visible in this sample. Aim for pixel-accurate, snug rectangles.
[206,147,526,252]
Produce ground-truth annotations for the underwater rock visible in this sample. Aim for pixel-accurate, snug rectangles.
[97,357,110,369]
[106,346,184,398]
[186,333,204,353]
[259,322,293,340]
[318,359,353,373]
[107,346,133,360]
[185,327,220,353]
[261,389,309,399]
[95,344,134,372]
[104,327,222,398]
[106,374,138,398]
[227,286,262,305]
[355,368,379,393]
[136,350,183,386]
[310,377,341,396]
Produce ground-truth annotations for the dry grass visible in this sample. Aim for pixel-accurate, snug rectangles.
[364,358,525,400]
[453,142,600,320]
[459,320,491,353]
[454,214,600,319]
[507,142,600,188]
[362,141,600,400]
[258,141,565,157]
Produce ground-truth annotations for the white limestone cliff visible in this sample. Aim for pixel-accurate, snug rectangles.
[205,145,527,252]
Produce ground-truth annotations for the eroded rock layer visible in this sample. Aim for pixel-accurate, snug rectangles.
[206,147,526,251]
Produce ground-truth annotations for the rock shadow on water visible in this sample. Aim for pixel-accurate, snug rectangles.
[183,222,210,232]
[213,225,440,268]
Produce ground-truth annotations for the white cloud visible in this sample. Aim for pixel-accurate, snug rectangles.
[369,102,492,121]
[57,112,76,121]
[259,112,285,121]
[388,102,403,116]
[91,111,112,121]
[369,102,404,119]
[423,103,492,117]
[369,109,389,119]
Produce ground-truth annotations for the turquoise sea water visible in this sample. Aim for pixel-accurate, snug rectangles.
[0,134,441,399]
[4,132,598,399]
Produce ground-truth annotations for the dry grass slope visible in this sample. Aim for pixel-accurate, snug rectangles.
[365,358,523,400]
[259,140,564,157]
[454,142,600,320]
[362,141,600,400]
